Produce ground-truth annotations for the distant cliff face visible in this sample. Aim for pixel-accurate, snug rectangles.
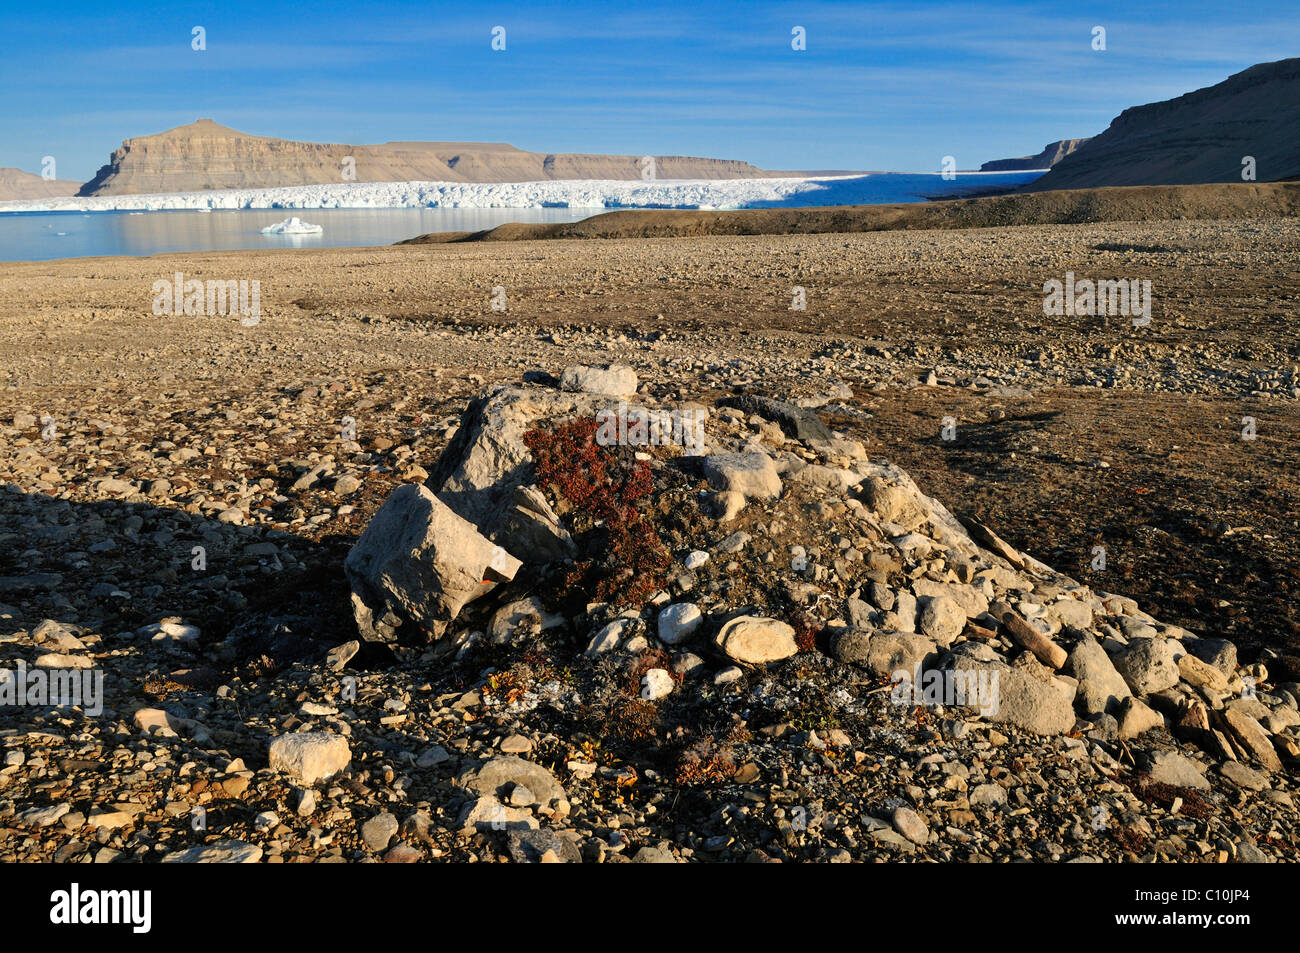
[1025,57,1300,191]
[980,139,1090,172]
[0,168,82,201]
[77,120,770,196]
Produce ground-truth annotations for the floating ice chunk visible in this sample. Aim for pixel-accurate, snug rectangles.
[261,216,323,235]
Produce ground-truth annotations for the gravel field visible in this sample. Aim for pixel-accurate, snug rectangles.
[0,216,1296,863]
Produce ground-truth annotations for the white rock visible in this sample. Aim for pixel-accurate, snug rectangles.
[458,796,537,834]
[267,732,351,784]
[641,668,674,700]
[560,364,638,397]
[1113,637,1180,695]
[657,602,703,645]
[702,452,782,501]
[416,745,450,767]
[162,840,263,863]
[18,803,69,827]
[891,805,930,845]
[714,616,798,664]
[586,617,635,655]
[684,550,709,570]
[33,653,93,670]
[488,596,564,644]
[917,595,966,647]
[139,620,201,646]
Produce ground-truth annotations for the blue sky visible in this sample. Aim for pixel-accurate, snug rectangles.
[3,0,1297,181]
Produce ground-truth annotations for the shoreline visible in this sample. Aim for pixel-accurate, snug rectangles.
[6,180,1297,266]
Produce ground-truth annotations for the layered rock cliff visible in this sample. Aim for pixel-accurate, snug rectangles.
[1025,57,1300,191]
[78,120,769,196]
[980,139,1090,172]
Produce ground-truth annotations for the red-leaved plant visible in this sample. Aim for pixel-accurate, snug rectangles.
[523,417,669,607]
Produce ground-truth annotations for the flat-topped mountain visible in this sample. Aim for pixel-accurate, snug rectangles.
[980,139,1090,172]
[0,168,82,201]
[78,119,770,196]
[1026,57,1300,191]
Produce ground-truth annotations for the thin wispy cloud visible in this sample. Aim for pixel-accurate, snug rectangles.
[1,0,1296,179]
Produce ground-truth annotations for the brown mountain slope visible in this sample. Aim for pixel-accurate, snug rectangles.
[78,119,769,196]
[1025,58,1300,190]
[980,138,1091,172]
[0,168,82,201]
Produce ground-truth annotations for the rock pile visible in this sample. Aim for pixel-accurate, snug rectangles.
[0,362,1294,864]
[346,366,1296,780]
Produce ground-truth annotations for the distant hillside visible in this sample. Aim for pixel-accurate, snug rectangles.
[0,168,82,201]
[981,139,1090,172]
[1026,58,1300,191]
[78,120,770,196]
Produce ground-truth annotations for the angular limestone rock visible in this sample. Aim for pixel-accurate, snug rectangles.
[457,755,566,806]
[702,452,782,501]
[1222,708,1283,772]
[1113,637,1180,695]
[947,656,1076,735]
[559,364,638,397]
[268,732,351,784]
[501,484,576,564]
[1116,696,1164,740]
[716,394,832,443]
[864,631,939,679]
[1147,750,1211,790]
[1070,635,1132,715]
[427,386,593,538]
[345,483,521,643]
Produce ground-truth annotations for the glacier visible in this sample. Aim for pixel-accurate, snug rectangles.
[0,176,833,214]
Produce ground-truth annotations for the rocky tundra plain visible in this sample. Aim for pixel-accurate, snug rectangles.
[0,217,1297,863]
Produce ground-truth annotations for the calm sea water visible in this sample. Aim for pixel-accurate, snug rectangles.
[0,172,1044,263]
[0,207,593,264]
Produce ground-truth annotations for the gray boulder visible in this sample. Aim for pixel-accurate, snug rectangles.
[456,756,565,806]
[1069,635,1132,715]
[345,484,521,643]
[716,394,831,443]
[427,386,592,538]
[1112,637,1180,695]
[864,632,938,679]
[500,484,576,563]
[268,732,351,784]
[1146,750,1210,790]
[829,627,872,665]
[917,595,966,647]
[1183,636,1238,676]
[947,656,1075,735]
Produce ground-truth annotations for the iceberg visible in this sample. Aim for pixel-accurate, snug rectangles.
[261,216,323,235]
